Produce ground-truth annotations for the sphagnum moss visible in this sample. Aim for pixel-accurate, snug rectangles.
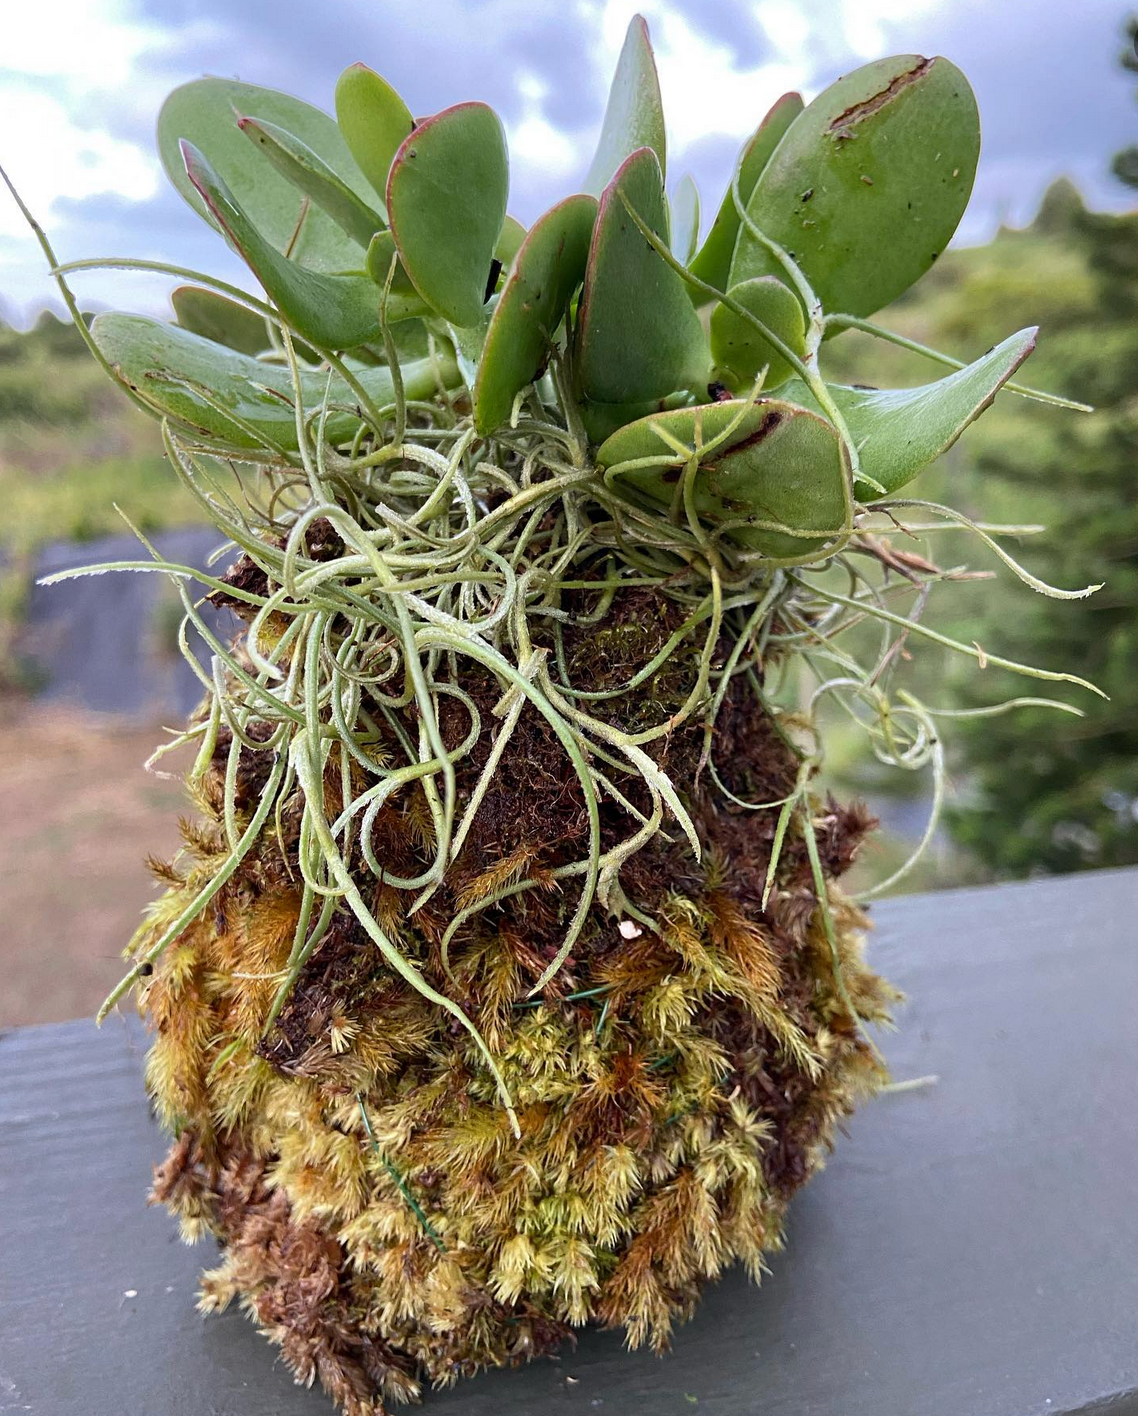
[6,16,1100,1414]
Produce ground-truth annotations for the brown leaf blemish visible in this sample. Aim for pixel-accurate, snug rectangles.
[723,408,784,457]
[827,56,933,138]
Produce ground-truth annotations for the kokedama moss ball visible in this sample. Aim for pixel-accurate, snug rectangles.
[141,582,894,1412]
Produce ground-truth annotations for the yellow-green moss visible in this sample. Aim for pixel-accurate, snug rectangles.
[140,678,893,1412]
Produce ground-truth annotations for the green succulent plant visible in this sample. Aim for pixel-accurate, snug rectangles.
[58,20,1064,554]
[4,16,1101,1415]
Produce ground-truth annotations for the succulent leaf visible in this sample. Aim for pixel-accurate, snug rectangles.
[474,194,597,434]
[181,142,425,348]
[730,55,979,318]
[386,102,510,328]
[496,215,528,271]
[364,230,422,299]
[576,147,708,407]
[157,78,379,272]
[688,92,803,295]
[780,328,1037,495]
[710,275,806,390]
[381,318,433,361]
[580,398,666,445]
[597,399,849,555]
[333,63,414,212]
[91,312,459,450]
[584,15,666,197]
[237,115,385,248]
[447,306,495,391]
[671,174,701,264]
[171,285,269,356]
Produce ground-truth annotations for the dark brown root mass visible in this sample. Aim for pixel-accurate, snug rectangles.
[137,582,894,1415]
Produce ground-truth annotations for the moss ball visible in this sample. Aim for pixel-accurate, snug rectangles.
[138,586,894,1414]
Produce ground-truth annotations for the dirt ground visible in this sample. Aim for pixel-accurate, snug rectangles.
[0,703,191,1026]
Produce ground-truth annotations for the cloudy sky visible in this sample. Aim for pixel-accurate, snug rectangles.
[1,0,1135,325]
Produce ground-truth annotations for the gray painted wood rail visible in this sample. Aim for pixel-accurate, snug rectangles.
[2,868,1136,1416]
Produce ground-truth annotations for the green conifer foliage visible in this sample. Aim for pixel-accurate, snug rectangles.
[942,189,1138,874]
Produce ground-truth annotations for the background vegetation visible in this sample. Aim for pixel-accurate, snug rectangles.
[822,181,1138,880]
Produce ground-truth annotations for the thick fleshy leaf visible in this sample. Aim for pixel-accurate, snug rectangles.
[580,398,664,445]
[158,78,380,272]
[171,286,269,356]
[780,328,1038,496]
[447,306,495,391]
[91,313,459,451]
[365,230,422,300]
[584,15,666,197]
[380,318,432,362]
[386,102,509,327]
[710,276,806,390]
[596,399,849,556]
[474,194,597,434]
[237,115,384,248]
[671,175,700,264]
[497,215,527,270]
[182,143,425,349]
[333,63,414,212]
[576,147,708,406]
[688,92,802,295]
[731,55,979,318]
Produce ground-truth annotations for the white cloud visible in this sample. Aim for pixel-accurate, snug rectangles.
[755,2,811,60]
[5,0,162,88]
[649,7,799,153]
[0,0,230,319]
[840,0,940,60]
[507,69,585,188]
[0,0,1133,323]
[508,110,583,185]
[0,84,159,242]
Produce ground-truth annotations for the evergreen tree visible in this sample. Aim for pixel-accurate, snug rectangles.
[944,187,1138,873]
[1110,16,1138,188]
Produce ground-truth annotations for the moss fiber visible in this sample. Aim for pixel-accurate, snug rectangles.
[137,562,895,1413]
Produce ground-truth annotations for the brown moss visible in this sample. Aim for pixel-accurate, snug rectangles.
[136,582,895,1414]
